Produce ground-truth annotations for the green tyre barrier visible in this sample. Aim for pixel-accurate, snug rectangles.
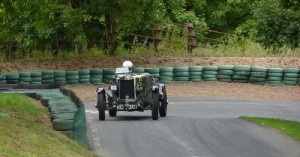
[103,68,116,75]
[174,77,189,83]
[31,77,42,81]
[268,81,282,86]
[189,66,203,72]
[102,79,111,84]
[0,74,6,80]
[90,74,103,79]
[218,78,232,82]
[66,71,79,76]
[234,71,250,76]
[67,80,79,84]
[203,77,217,82]
[90,69,103,75]
[202,75,217,78]
[6,73,19,80]
[250,72,267,78]
[283,77,298,81]
[218,70,234,75]
[268,73,283,77]
[42,75,54,80]
[19,77,31,82]
[268,77,282,81]
[203,66,218,71]
[268,68,283,73]
[54,71,66,77]
[42,71,54,75]
[233,65,251,71]
[79,69,90,75]
[217,75,232,79]
[132,67,145,73]
[189,72,202,76]
[174,67,189,72]
[151,74,160,78]
[7,79,19,84]
[31,72,42,77]
[79,75,91,79]
[160,72,174,77]
[249,77,266,82]
[159,76,173,81]
[283,68,300,73]
[284,73,299,78]
[74,105,88,147]
[159,67,173,72]
[52,119,74,131]
[283,81,298,86]
[190,76,201,79]
[190,78,201,82]
[19,82,30,85]
[79,79,90,84]
[67,75,79,80]
[145,68,160,74]
[103,74,115,79]
[174,72,189,77]
[203,71,218,75]
[19,72,31,77]
[54,77,67,81]
[0,80,7,84]
[232,75,249,80]
[218,65,234,70]
[251,66,268,72]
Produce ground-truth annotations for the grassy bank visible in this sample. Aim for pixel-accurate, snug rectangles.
[0,94,96,157]
[241,116,300,141]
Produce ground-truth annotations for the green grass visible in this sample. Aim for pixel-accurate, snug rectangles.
[0,94,97,157]
[241,116,300,141]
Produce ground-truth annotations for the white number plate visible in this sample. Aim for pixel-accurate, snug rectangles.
[110,85,117,91]
[117,105,137,110]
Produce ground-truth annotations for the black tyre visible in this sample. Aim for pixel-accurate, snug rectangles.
[109,108,117,117]
[97,93,106,121]
[159,87,167,117]
[152,92,159,120]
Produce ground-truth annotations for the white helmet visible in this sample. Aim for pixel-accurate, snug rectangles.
[122,61,133,68]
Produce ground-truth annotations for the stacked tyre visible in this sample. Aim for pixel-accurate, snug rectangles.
[132,67,145,74]
[31,72,42,84]
[233,65,251,83]
[202,66,218,82]
[159,67,173,84]
[217,65,234,83]
[267,68,283,86]
[103,68,115,84]
[283,68,299,86]
[250,66,268,85]
[54,71,67,85]
[42,71,54,84]
[66,71,79,84]
[145,68,160,82]
[19,72,31,84]
[189,66,203,82]
[173,67,189,83]
[90,69,103,85]
[0,74,6,84]
[6,73,19,84]
[79,69,90,84]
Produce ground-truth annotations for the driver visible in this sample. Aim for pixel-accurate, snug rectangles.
[122,61,133,72]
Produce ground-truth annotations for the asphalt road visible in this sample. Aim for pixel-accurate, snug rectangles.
[84,97,300,157]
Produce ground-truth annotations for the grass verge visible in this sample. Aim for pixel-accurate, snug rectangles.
[0,93,96,157]
[241,116,300,141]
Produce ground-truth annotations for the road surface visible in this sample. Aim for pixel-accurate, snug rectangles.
[84,97,300,157]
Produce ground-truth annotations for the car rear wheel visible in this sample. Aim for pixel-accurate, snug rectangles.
[152,92,159,120]
[159,87,167,117]
[97,93,106,121]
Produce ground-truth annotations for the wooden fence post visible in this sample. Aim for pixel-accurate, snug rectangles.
[153,24,162,53]
[186,23,196,53]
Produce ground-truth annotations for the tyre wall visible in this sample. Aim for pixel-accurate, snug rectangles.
[0,66,299,86]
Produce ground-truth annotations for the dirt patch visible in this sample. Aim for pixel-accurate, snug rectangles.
[1,56,300,73]
[65,82,300,102]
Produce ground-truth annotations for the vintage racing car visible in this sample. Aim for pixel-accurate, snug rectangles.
[96,61,168,120]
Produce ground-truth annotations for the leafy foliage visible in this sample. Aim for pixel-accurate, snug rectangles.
[0,0,299,58]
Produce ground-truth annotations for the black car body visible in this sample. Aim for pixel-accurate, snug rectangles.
[96,67,168,120]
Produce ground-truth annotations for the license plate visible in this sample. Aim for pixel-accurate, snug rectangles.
[117,105,137,110]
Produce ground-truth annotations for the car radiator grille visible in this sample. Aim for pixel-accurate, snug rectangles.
[119,80,135,99]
